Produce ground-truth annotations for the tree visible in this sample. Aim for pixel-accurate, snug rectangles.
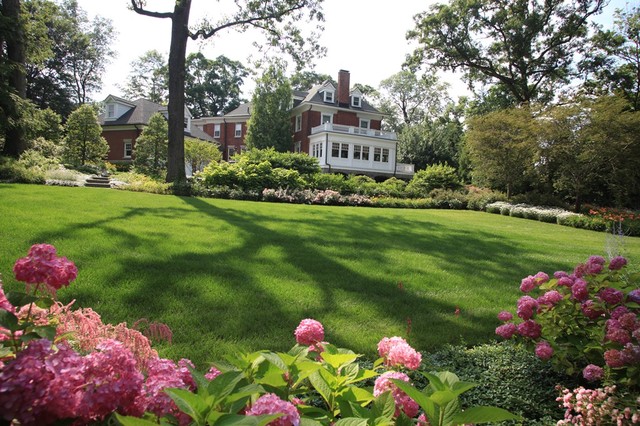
[185,137,221,174]
[133,113,168,178]
[61,104,108,166]
[289,70,332,91]
[130,0,324,183]
[466,107,539,198]
[1,0,28,158]
[245,64,293,152]
[408,0,606,104]
[579,7,640,110]
[185,53,247,117]
[378,70,450,132]
[122,50,168,104]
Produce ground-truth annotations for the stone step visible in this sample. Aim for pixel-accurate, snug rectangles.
[85,176,111,188]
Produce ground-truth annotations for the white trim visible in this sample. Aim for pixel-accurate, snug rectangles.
[351,96,361,108]
[359,119,370,129]
[295,115,302,132]
[213,124,221,138]
[234,123,242,138]
[123,139,132,159]
[321,113,333,124]
[323,90,335,103]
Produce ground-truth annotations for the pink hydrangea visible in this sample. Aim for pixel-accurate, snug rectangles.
[386,341,422,370]
[138,357,192,421]
[13,244,77,296]
[606,319,632,345]
[582,364,604,382]
[571,279,589,302]
[246,393,300,426]
[497,311,513,322]
[627,289,640,304]
[417,413,430,425]
[554,271,569,279]
[294,319,324,346]
[373,371,419,418]
[557,276,575,287]
[516,296,538,320]
[517,320,542,339]
[585,256,605,274]
[608,256,628,270]
[519,276,536,293]
[604,349,626,368]
[495,323,517,339]
[611,305,630,320]
[581,300,604,319]
[534,272,550,284]
[598,287,624,305]
[377,336,407,358]
[538,290,563,307]
[0,281,15,313]
[534,341,553,360]
[205,366,222,380]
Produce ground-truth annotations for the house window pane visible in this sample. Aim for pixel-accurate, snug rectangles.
[234,123,242,137]
[214,124,221,137]
[332,142,340,158]
[295,115,302,132]
[294,141,301,153]
[382,148,389,163]
[324,91,334,103]
[107,104,115,118]
[353,145,361,160]
[360,119,369,129]
[124,140,132,158]
[374,147,381,162]
[341,143,348,159]
[362,146,370,161]
[352,96,361,107]
[322,114,332,124]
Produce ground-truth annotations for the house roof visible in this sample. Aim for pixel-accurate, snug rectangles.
[224,102,251,117]
[99,96,214,142]
[295,80,380,113]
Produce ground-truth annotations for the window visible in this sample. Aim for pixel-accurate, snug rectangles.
[123,140,132,158]
[107,104,115,119]
[374,147,389,163]
[184,117,189,129]
[312,143,323,158]
[359,119,370,129]
[213,124,221,138]
[240,145,247,154]
[228,146,237,159]
[352,96,361,107]
[234,123,242,138]
[353,145,370,161]
[295,115,302,132]
[321,114,333,124]
[294,141,301,153]
[332,142,348,158]
[323,90,334,103]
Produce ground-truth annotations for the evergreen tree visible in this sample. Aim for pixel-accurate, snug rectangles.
[61,104,108,166]
[245,64,293,152]
[134,113,168,178]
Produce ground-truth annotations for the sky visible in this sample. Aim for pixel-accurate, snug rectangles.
[77,0,633,103]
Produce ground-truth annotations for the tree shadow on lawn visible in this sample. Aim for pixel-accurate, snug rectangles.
[29,195,573,365]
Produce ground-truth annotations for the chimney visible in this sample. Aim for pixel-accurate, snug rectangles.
[338,69,350,106]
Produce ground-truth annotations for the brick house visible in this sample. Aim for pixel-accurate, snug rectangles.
[98,95,215,171]
[192,70,415,179]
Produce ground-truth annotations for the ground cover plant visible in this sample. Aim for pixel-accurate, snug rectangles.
[1,184,639,368]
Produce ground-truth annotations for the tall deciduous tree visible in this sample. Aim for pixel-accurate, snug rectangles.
[185,53,247,117]
[62,104,108,166]
[185,137,221,174]
[134,112,168,178]
[466,107,539,198]
[245,64,293,152]
[122,50,169,104]
[130,0,324,183]
[408,0,606,104]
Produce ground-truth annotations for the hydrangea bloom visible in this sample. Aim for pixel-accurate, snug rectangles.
[377,336,407,358]
[0,281,15,313]
[604,349,626,368]
[246,393,300,426]
[627,289,640,304]
[294,319,324,346]
[534,341,553,360]
[517,320,542,339]
[557,276,575,287]
[386,341,422,370]
[598,287,624,305]
[611,305,630,320]
[516,296,538,320]
[538,290,563,307]
[582,364,604,382]
[519,276,536,293]
[571,279,589,302]
[13,244,77,296]
[495,323,517,339]
[205,366,222,380]
[373,371,420,418]
[138,357,192,421]
[497,311,513,322]
[608,256,627,270]
[581,300,604,319]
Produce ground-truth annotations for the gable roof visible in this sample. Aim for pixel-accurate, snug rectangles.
[294,80,380,113]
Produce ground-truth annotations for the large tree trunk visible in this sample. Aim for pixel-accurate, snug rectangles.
[165,0,191,183]
[1,0,27,158]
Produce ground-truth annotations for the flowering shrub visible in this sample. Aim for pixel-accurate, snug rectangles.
[557,385,640,425]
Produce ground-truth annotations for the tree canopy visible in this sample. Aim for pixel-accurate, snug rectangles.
[129,0,324,183]
[122,50,169,104]
[245,64,293,152]
[133,112,168,178]
[408,0,606,104]
[61,104,108,166]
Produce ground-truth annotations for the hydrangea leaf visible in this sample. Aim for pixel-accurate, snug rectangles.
[452,406,522,424]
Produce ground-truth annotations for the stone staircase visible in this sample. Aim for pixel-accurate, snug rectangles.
[84,175,111,189]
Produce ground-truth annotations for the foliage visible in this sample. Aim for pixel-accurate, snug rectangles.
[134,113,169,178]
[0,156,46,183]
[312,173,346,192]
[236,148,320,177]
[425,342,573,423]
[407,0,605,103]
[185,53,248,118]
[113,172,172,195]
[17,148,58,172]
[185,137,221,175]
[496,256,640,390]
[245,63,293,152]
[289,70,332,91]
[122,50,169,104]
[61,104,109,166]
[466,107,539,198]
[21,103,63,145]
[406,163,461,198]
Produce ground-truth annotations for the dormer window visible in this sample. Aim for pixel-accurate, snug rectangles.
[107,104,115,119]
[352,96,361,107]
[323,90,334,103]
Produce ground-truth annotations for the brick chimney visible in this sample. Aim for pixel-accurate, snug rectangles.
[337,69,350,106]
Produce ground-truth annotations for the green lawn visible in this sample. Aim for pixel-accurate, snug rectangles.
[1,183,639,367]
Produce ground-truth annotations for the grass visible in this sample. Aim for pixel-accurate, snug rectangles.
[1,183,639,367]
